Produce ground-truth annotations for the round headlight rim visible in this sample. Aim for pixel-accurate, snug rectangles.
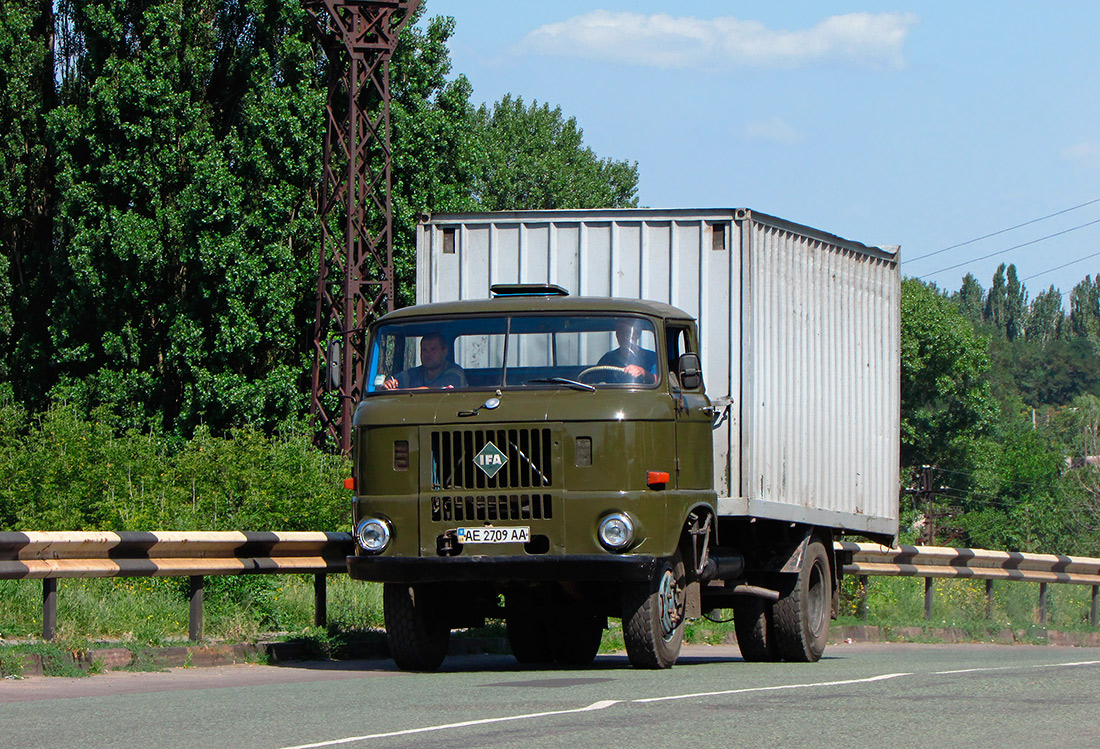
[597,511,636,552]
[355,517,392,553]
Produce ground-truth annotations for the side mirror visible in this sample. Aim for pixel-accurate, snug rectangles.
[327,339,342,391]
[678,353,703,390]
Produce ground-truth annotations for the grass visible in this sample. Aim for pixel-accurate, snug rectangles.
[835,575,1100,635]
[0,575,384,646]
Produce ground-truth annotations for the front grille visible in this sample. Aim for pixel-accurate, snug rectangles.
[431,494,553,522]
[430,428,553,490]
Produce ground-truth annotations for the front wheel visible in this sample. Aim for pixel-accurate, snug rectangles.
[773,539,832,662]
[622,553,686,668]
[383,583,451,672]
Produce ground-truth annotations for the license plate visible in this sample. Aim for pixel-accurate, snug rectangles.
[456,526,530,544]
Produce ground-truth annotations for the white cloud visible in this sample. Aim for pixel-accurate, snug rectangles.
[518,11,919,71]
[1063,142,1100,169]
[744,117,804,145]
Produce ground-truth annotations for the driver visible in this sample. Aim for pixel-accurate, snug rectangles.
[383,332,467,389]
[597,319,657,383]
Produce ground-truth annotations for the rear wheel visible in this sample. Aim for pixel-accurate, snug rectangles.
[505,590,554,664]
[549,607,604,666]
[733,596,779,662]
[622,553,686,669]
[384,583,450,672]
[773,539,832,662]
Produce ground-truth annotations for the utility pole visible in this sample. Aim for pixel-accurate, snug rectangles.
[915,464,937,545]
[304,0,421,451]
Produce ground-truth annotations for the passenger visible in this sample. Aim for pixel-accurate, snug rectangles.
[383,332,467,390]
[598,319,657,382]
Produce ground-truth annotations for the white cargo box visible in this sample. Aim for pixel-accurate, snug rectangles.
[416,209,900,539]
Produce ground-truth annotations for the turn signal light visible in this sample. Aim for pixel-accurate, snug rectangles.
[647,471,670,486]
[344,477,356,491]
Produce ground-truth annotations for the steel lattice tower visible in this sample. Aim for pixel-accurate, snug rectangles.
[304,0,420,451]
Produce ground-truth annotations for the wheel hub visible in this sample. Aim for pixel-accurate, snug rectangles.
[657,568,683,640]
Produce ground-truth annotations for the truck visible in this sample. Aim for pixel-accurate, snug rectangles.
[345,208,900,670]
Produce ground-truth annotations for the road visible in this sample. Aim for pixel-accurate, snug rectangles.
[2,643,1099,748]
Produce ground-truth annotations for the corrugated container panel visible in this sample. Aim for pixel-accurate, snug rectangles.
[738,214,899,536]
[416,209,899,537]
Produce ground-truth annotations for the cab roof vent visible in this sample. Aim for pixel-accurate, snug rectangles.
[489,283,570,298]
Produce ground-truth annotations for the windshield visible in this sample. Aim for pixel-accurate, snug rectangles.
[364,314,660,393]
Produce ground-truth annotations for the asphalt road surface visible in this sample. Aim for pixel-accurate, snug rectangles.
[3,643,1099,748]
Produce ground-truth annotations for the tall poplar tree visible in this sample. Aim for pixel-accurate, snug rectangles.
[0,0,52,384]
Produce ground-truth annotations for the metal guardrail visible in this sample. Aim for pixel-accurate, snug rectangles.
[3,533,1099,641]
[836,541,1100,626]
[0,531,352,641]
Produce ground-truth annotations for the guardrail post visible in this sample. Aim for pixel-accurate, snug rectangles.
[189,575,204,642]
[985,580,994,620]
[1038,582,1048,626]
[924,577,933,620]
[1092,585,1098,627]
[857,575,869,619]
[42,578,57,641]
[315,573,328,627]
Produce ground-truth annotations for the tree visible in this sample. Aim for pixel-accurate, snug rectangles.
[36,0,325,434]
[956,421,1068,553]
[470,94,638,212]
[901,278,997,475]
[5,1,642,435]
[1026,285,1064,346]
[1003,264,1026,340]
[0,0,52,383]
[953,272,984,325]
[1069,275,1100,342]
[983,263,1007,332]
[389,13,487,307]
[981,263,1027,339]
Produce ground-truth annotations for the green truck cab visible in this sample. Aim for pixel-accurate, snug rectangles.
[348,285,722,669]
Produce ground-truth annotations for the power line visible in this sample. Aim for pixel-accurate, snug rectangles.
[1023,249,1100,283]
[917,217,1100,279]
[908,196,1100,263]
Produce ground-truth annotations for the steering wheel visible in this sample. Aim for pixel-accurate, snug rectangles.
[577,365,637,384]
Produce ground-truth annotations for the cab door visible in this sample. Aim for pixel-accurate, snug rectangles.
[667,324,713,490]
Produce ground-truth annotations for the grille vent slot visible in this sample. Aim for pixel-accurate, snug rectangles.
[431,428,553,490]
[431,494,553,522]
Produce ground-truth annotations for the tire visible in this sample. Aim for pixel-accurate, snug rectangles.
[733,596,779,662]
[383,582,450,672]
[773,539,832,663]
[622,553,686,669]
[549,607,604,666]
[505,590,554,664]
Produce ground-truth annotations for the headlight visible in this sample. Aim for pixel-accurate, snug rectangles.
[598,512,635,551]
[355,517,391,553]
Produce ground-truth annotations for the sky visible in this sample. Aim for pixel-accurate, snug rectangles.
[421,1,1100,303]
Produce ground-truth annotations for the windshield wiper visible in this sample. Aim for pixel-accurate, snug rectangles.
[525,377,596,392]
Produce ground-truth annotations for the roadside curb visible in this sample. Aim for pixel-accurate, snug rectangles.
[829,624,1100,647]
[3,627,1096,677]
[2,634,511,677]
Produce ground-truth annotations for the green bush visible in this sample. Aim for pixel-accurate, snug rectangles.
[0,401,351,532]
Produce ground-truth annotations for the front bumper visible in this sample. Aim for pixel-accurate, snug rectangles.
[347,553,658,583]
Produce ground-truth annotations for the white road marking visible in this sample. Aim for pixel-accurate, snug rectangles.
[277,700,620,748]
[934,666,1016,675]
[279,659,1100,747]
[935,659,1100,675]
[631,672,912,703]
